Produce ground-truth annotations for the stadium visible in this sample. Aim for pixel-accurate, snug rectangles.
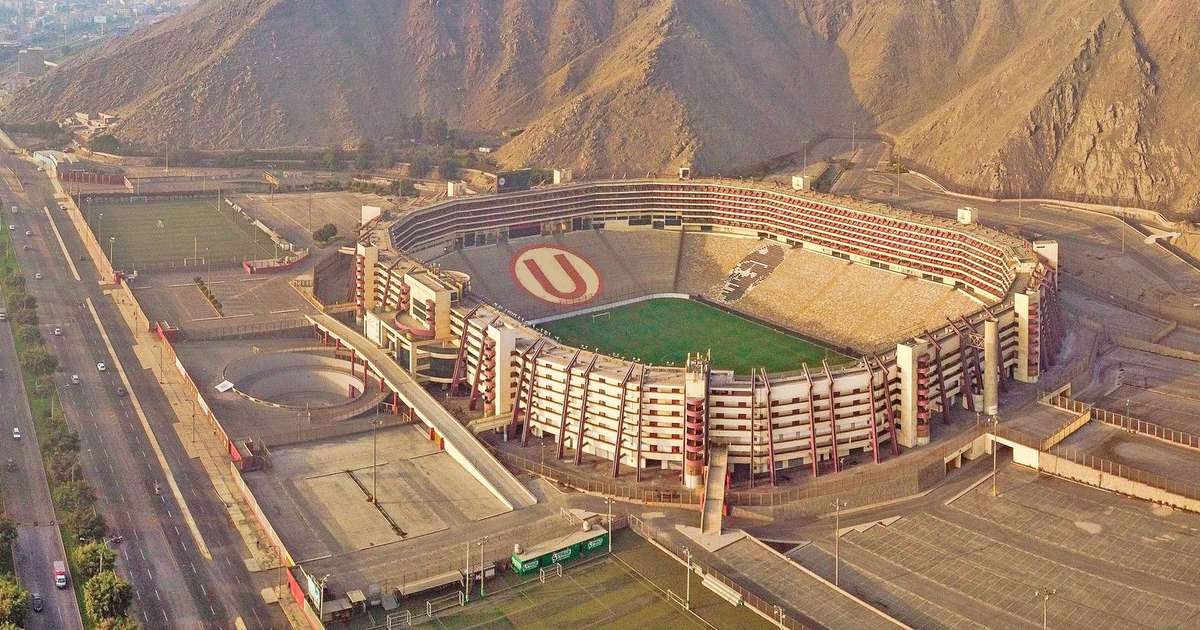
[340,179,1064,489]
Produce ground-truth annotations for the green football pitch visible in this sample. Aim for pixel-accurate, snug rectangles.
[82,196,277,270]
[539,298,850,373]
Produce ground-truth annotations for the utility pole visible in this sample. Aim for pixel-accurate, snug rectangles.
[895,161,901,197]
[832,499,847,586]
[158,344,163,384]
[1034,588,1056,630]
[464,542,470,603]
[802,140,809,171]
[109,237,115,272]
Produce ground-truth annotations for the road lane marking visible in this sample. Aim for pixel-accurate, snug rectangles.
[40,205,80,282]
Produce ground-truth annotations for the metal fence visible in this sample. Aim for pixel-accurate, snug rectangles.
[993,422,1200,502]
[492,422,988,509]
[490,449,704,505]
[1046,444,1200,501]
[1090,407,1200,451]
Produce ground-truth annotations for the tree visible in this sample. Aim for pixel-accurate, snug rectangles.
[354,139,374,170]
[15,324,41,346]
[18,346,56,376]
[42,421,79,454]
[321,146,342,171]
[0,575,28,627]
[312,223,338,243]
[74,541,117,577]
[380,147,396,169]
[89,134,120,154]
[49,450,81,483]
[83,571,133,620]
[2,273,23,292]
[7,290,34,312]
[0,516,15,545]
[54,479,96,512]
[66,506,107,541]
[95,617,139,630]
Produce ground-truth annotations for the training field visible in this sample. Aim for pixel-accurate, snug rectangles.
[84,196,277,270]
[540,298,849,373]
[428,530,772,630]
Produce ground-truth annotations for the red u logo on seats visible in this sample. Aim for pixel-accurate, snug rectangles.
[522,254,588,300]
[511,245,601,304]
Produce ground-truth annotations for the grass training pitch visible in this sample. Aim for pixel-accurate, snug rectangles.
[83,196,277,270]
[540,298,849,373]
[429,530,772,629]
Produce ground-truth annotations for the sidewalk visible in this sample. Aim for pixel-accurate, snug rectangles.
[107,286,310,629]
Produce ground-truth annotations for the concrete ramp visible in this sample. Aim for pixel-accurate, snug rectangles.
[701,445,729,536]
[307,314,537,510]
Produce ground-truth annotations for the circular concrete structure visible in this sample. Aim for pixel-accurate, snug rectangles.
[223,350,364,410]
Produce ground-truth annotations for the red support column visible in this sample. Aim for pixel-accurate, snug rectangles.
[803,365,819,477]
[633,365,647,483]
[556,351,581,460]
[864,359,880,464]
[760,368,776,486]
[872,355,900,457]
[509,344,535,437]
[520,342,546,446]
[822,360,840,474]
[572,356,598,465]
[611,365,635,478]
[748,370,756,489]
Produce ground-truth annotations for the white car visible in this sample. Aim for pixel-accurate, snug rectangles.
[96,362,107,372]
[6,225,12,231]
[70,374,80,384]
[34,273,42,280]
[24,229,31,236]
[11,427,19,440]
[52,327,61,336]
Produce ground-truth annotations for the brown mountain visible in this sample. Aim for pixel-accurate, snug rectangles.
[6,0,1198,214]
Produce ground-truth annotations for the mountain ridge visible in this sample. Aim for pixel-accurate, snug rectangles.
[6,0,1197,214]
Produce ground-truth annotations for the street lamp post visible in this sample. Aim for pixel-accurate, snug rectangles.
[682,546,692,610]
[464,542,471,603]
[108,236,115,269]
[991,415,1000,497]
[832,499,847,586]
[605,497,614,554]
[1034,588,1056,630]
[371,409,380,504]
[477,536,489,597]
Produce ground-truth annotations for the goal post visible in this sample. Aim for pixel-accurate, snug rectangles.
[591,311,611,322]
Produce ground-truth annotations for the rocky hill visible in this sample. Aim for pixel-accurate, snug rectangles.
[6,0,1198,214]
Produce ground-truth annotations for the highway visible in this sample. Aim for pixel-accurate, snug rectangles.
[0,297,82,629]
[0,152,286,628]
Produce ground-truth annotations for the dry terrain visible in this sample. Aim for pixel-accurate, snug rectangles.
[7,0,1199,214]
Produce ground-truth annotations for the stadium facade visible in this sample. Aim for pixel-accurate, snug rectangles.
[349,180,1062,488]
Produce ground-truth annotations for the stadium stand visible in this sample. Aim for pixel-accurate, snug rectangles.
[342,179,1061,486]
